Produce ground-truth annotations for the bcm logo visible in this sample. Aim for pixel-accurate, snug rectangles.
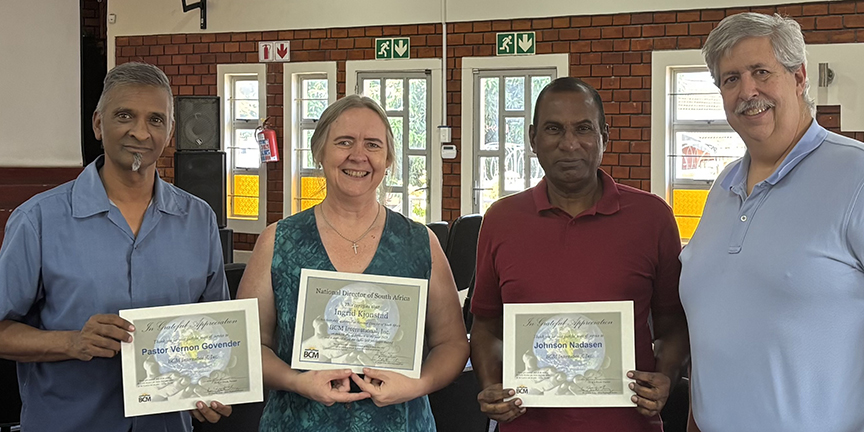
[303,348,320,359]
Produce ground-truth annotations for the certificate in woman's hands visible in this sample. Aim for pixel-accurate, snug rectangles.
[291,269,429,379]
[119,298,264,417]
[503,301,636,407]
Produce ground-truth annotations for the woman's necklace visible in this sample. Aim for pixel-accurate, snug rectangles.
[320,204,381,254]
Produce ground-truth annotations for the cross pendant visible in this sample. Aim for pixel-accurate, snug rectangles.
[352,242,358,254]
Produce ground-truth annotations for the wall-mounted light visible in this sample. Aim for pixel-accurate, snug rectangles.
[182,0,206,30]
[818,62,835,88]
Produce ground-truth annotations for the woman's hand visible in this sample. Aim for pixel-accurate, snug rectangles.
[190,400,232,423]
[292,369,371,406]
[350,368,426,407]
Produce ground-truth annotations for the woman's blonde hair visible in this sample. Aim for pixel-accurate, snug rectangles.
[309,94,395,168]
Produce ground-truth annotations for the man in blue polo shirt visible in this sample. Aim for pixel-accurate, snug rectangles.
[0,62,232,431]
[681,13,864,432]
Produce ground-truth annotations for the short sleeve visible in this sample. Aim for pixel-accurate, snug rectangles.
[199,210,229,303]
[651,201,684,316]
[0,208,44,321]
[470,211,503,318]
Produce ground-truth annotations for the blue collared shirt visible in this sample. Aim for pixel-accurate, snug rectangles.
[0,156,228,432]
[681,120,864,432]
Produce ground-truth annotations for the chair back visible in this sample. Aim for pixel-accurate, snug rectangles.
[426,221,449,252]
[444,214,482,292]
[0,359,21,429]
[225,262,247,299]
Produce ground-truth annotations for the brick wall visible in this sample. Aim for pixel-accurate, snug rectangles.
[107,0,863,250]
[82,0,106,50]
[0,168,82,245]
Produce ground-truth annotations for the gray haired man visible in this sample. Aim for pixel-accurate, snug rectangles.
[680,13,864,432]
[0,62,232,431]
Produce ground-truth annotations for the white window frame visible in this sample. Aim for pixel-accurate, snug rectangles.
[460,54,569,215]
[283,61,338,217]
[346,59,443,222]
[217,63,267,235]
[472,70,554,214]
[650,49,712,201]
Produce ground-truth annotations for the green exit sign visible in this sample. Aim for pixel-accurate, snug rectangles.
[496,31,536,56]
[375,38,410,59]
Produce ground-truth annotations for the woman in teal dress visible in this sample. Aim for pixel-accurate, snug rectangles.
[237,95,470,431]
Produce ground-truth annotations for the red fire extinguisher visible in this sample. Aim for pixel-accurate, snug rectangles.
[256,117,280,163]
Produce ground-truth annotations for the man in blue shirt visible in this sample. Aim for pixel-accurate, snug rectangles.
[681,13,864,432]
[0,62,232,431]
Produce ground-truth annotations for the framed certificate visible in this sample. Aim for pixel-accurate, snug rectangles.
[503,301,636,407]
[291,269,429,379]
[119,298,264,417]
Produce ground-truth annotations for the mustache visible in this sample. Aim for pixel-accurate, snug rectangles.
[735,98,776,115]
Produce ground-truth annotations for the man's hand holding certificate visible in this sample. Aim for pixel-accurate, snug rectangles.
[502,301,637,408]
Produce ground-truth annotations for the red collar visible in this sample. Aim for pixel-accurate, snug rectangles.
[532,170,621,217]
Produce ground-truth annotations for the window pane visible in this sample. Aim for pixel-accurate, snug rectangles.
[363,79,381,104]
[530,156,544,186]
[385,192,403,214]
[231,174,260,219]
[301,129,316,169]
[386,117,403,187]
[478,156,499,213]
[233,174,259,197]
[676,216,701,242]
[235,80,258,99]
[480,77,499,151]
[303,100,327,120]
[303,79,328,99]
[234,100,258,121]
[504,142,525,191]
[504,117,525,191]
[299,176,326,211]
[673,71,725,121]
[408,155,427,189]
[231,196,259,217]
[504,76,525,111]
[408,79,427,150]
[385,79,404,111]
[672,189,709,217]
[505,117,524,145]
[409,156,427,223]
[234,129,259,169]
[531,76,551,121]
[673,132,745,181]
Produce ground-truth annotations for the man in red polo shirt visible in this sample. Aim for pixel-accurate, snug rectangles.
[470,77,689,431]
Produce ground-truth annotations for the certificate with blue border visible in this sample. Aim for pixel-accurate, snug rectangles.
[291,269,429,379]
[120,298,264,417]
[503,301,636,407]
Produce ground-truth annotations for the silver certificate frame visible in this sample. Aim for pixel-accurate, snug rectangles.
[119,298,264,417]
[503,301,636,407]
[291,269,429,379]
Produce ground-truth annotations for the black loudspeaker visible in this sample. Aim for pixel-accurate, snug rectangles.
[174,151,227,228]
[175,96,220,151]
[218,228,234,264]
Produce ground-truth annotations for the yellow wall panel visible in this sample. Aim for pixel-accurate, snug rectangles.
[676,216,700,240]
[233,197,259,217]
[300,177,327,211]
[673,189,709,217]
[233,174,259,197]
